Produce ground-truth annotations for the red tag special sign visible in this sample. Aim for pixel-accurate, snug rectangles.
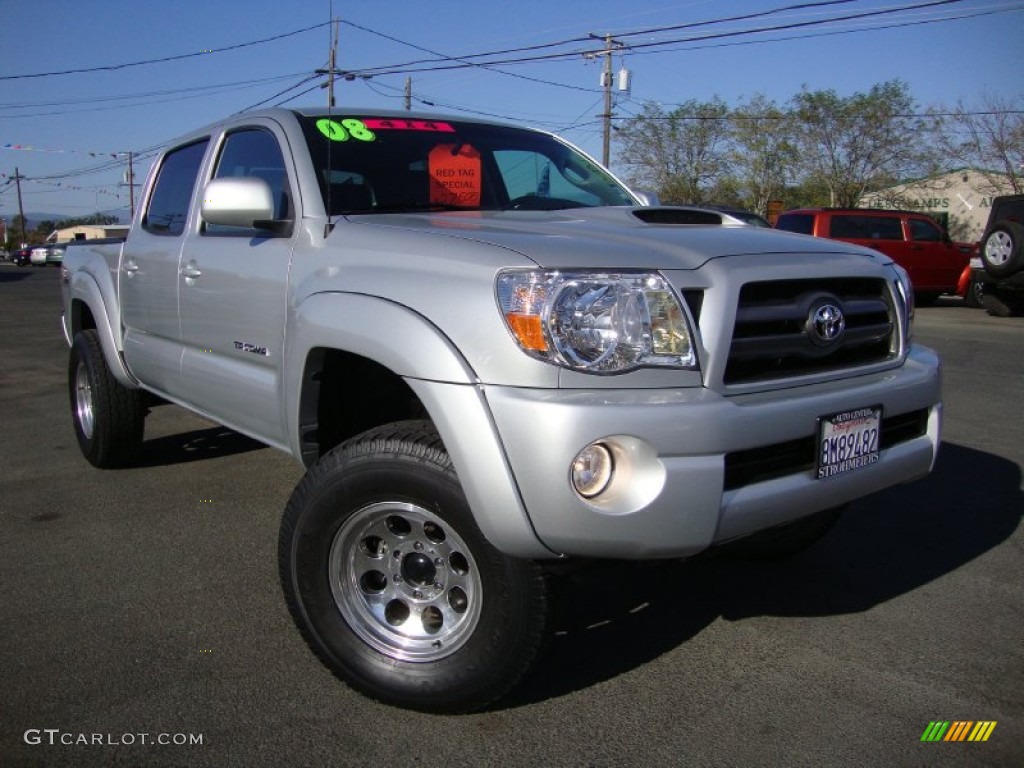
[428,144,481,207]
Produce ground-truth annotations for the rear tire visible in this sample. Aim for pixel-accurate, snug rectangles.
[68,329,145,468]
[981,291,1024,318]
[279,420,547,713]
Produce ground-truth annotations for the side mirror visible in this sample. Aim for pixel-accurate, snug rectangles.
[201,177,275,229]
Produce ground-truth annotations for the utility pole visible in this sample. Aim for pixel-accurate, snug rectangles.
[586,33,625,167]
[127,151,135,220]
[327,20,338,108]
[404,77,412,111]
[315,19,343,108]
[14,167,26,244]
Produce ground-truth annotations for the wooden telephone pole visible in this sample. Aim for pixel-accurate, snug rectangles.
[586,34,625,167]
[14,167,26,244]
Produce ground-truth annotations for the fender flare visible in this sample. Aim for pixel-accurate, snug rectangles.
[282,292,555,559]
[66,270,137,388]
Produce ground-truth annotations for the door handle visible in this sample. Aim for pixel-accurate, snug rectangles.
[181,264,202,279]
[123,260,139,274]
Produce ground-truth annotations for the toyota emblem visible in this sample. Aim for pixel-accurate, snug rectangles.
[810,303,846,345]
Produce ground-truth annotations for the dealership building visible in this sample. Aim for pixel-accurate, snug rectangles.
[860,168,1015,243]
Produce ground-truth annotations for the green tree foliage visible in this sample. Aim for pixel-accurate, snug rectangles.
[937,92,1024,194]
[790,80,933,207]
[617,98,732,205]
[730,94,798,215]
[613,79,946,213]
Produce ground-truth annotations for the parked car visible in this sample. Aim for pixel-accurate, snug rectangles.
[973,194,1024,317]
[28,245,50,266]
[12,247,33,266]
[774,208,970,304]
[45,242,68,266]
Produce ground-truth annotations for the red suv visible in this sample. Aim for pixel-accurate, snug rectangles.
[775,208,970,303]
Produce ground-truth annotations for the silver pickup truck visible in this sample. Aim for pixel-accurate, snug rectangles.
[61,107,941,713]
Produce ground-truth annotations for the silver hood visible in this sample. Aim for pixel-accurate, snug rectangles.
[348,207,891,271]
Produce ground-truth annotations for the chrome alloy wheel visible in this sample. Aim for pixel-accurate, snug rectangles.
[74,360,95,440]
[984,230,1012,267]
[329,502,483,663]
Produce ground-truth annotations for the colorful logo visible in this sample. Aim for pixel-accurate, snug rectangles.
[920,721,997,742]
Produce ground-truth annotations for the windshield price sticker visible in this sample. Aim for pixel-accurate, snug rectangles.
[362,118,456,133]
[817,406,881,479]
[316,118,376,142]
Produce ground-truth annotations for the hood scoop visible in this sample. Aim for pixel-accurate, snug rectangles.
[632,208,723,226]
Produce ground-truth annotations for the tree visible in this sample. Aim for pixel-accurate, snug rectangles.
[730,94,798,216]
[617,98,732,204]
[789,80,934,207]
[35,219,58,236]
[937,92,1024,194]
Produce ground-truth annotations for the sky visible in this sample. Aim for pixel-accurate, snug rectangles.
[2,0,1022,229]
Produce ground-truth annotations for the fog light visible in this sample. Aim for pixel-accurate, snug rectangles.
[571,443,614,498]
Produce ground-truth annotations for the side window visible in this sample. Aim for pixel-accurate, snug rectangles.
[205,129,292,235]
[830,215,902,240]
[143,140,209,236]
[775,213,814,235]
[993,199,1024,225]
[908,218,942,242]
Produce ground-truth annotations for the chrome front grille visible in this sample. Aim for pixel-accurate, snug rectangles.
[725,278,897,385]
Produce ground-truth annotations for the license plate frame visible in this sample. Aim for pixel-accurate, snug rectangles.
[816,406,882,480]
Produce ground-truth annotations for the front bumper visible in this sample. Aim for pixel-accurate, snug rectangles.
[485,344,941,559]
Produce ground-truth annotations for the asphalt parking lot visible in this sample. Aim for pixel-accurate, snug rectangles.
[1,264,1021,767]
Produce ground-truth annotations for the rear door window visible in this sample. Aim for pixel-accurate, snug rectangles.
[143,140,209,236]
[908,218,943,242]
[829,215,903,241]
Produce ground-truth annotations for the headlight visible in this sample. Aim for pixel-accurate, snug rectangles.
[496,270,697,373]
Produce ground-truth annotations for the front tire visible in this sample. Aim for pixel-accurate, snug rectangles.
[68,329,145,468]
[279,421,547,713]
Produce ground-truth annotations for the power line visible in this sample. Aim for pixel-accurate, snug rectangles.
[0,21,331,81]
[344,0,974,77]
[340,19,598,94]
[625,4,1022,58]
[0,72,311,112]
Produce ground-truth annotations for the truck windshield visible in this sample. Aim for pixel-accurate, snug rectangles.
[297,114,637,215]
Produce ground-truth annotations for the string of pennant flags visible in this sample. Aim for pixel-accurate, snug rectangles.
[2,142,128,157]
[0,172,124,198]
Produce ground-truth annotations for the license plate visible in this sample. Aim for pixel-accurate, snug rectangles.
[817,406,881,479]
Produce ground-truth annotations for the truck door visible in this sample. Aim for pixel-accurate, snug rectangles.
[177,125,295,446]
[906,216,966,293]
[121,138,209,394]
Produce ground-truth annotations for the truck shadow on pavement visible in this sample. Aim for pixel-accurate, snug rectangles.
[505,441,1022,708]
[133,425,266,467]
[0,268,39,283]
